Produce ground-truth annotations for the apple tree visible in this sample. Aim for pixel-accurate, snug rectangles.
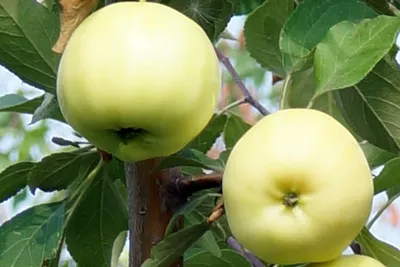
[0,0,400,266]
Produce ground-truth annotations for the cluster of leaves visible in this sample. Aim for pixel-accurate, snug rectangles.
[0,85,58,215]
[0,0,400,267]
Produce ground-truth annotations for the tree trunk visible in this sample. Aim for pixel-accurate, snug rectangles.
[124,160,184,267]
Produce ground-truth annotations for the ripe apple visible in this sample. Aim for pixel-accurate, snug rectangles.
[307,254,386,266]
[56,2,221,162]
[222,108,374,265]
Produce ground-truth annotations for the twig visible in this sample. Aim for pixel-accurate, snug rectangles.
[215,48,270,116]
[350,241,362,254]
[173,174,223,198]
[217,97,247,115]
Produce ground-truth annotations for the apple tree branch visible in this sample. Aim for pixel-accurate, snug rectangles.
[214,47,270,116]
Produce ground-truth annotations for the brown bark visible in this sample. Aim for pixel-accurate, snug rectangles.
[123,163,223,266]
[124,160,185,267]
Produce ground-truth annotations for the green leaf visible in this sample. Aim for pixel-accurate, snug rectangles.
[313,93,355,129]
[142,222,211,267]
[12,188,28,210]
[154,149,225,173]
[165,193,221,236]
[185,192,229,240]
[387,185,400,200]
[287,68,316,108]
[313,16,400,98]
[0,161,34,203]
[0,0,60,93]
[0,94,44,114]
[287,68,344,119]
[184,247,205,261]
[279,0,376,73]
[185,211,221,257]
[356,227,400,266]
[373,157,400,195]
[113,179,127,209]
[187,114,228,153]
[184,251,233,266]
[31,93,65,124]
[41,235,65,267]
[335,55,400,153]
[218,149,232,166]
[104,158,126,182]
[244,0,294,77]
[193,230,221,257]
[284,67,362,141]
[360,141,397,170]
[223,114,251,149]
[393,0,400,10]
[220,249,252,267]
[0,93,65,123]
[0,201,65,267]
[27,150,100,194]
[234,0,266,15]
[65,166,128,267]
[161,0,237,41]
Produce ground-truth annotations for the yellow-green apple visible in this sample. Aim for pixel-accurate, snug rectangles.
[222,108,374,265]
[56,2,221,162]
[307,254,386,266]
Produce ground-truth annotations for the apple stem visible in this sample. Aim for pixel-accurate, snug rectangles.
[214,47,270,116]
[283,192,299,207]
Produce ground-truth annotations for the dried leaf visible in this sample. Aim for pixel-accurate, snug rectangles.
[52,0,99,53]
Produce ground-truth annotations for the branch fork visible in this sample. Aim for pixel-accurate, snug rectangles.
[215,47,270,116]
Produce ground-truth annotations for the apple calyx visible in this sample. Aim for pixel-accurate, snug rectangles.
[115,127,147,144]
[283,192,299,207]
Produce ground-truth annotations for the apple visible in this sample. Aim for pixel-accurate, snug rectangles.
[222,108,374,265]
[56,2,221,162]
[307,254,386,266]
